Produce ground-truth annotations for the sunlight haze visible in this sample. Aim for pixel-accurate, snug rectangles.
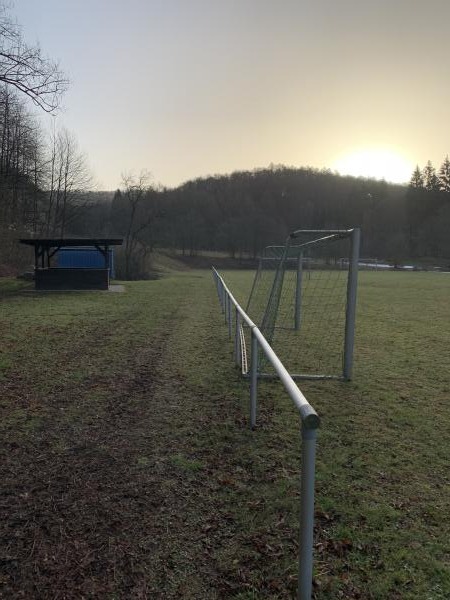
[332,149,414,183]
[13,0,450,189]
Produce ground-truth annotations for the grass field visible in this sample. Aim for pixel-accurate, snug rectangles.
[1,270,449,598]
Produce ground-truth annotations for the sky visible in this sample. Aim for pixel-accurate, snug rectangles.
[13,0,450,189]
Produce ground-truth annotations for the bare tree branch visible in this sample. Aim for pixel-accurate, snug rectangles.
[0,6,68,113]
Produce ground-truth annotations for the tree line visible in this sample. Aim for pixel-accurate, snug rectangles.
[5,157,450,278]
[407,158,450,258]
[111,161,450,277]
[79,163,448,278]
[0,84,93,269]
[0,3,92,271]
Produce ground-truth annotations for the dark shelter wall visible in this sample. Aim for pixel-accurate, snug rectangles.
[35,269,109,290]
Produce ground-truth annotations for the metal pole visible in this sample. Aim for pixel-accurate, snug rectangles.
[295,252,303,330]
[246,257,262,312]
[298,425,317,600]
[250,330,258,429]
[224,291,228,324]
[222,285,225,313]
[343,228,360,380]
[234,309,241,365]
[215,272,220,298]
[216,274,221,307]
[228,293,232,337]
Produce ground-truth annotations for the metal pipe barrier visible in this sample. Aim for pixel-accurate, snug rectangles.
[212,267,320,600]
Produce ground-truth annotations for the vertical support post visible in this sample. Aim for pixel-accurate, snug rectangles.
[249,330,258,429]
[219,279,223,310]
[224,291,228,324]
[295,252,303,331]
[227,294,232,337]
[234,309,241,365]
[343,227,360,380]
[217,275,221,302]
[298,425,317,600]
[104,246,110,287]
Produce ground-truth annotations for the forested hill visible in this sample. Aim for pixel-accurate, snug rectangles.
[4,163,450,275]
[149,167,409,260]
[38,166,450,267]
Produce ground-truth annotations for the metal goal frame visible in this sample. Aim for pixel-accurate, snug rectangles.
[245,228,360,381]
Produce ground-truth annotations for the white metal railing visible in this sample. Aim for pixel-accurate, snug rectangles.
[212,267,320,600]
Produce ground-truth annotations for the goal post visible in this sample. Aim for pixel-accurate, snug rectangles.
[343,227,360,380]
[294,251,303,331]
[245,228,360,380]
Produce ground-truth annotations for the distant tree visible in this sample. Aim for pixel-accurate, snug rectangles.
[438,156,450,193]
[409,165,424,188]
[113,171,162,279]
[0,4,68,112]
[423,160,440,192]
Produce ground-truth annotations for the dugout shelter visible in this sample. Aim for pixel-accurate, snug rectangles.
[19,238,123,291]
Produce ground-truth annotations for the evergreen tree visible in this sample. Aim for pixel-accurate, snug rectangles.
[423,160,440,191]
[409,165,424,188]
[438,156,450,192]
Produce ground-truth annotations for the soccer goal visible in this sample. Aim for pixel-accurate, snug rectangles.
[245,228,360,380]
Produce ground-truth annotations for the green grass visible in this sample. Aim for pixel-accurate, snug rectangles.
[223,270,450,598]
[1,270,449,598]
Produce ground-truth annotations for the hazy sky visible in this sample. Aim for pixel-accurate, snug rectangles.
[13,0,450,189]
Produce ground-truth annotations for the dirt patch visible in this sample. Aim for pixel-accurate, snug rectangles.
[1,319,173,597]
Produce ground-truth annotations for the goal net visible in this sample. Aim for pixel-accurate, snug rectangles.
[245,229,360,380]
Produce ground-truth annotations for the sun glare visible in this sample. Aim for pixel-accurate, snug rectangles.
[332,148,413,184]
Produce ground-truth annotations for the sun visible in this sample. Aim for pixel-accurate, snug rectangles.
[332,148,413,184]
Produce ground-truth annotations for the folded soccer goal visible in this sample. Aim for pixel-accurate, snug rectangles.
[244,228,360,380]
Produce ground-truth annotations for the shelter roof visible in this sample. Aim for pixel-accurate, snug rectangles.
[20,238,123,247]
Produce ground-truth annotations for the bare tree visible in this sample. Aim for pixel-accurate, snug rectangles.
[0,5,68,113]
[112,171,162,279]
[44,128,93,236]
